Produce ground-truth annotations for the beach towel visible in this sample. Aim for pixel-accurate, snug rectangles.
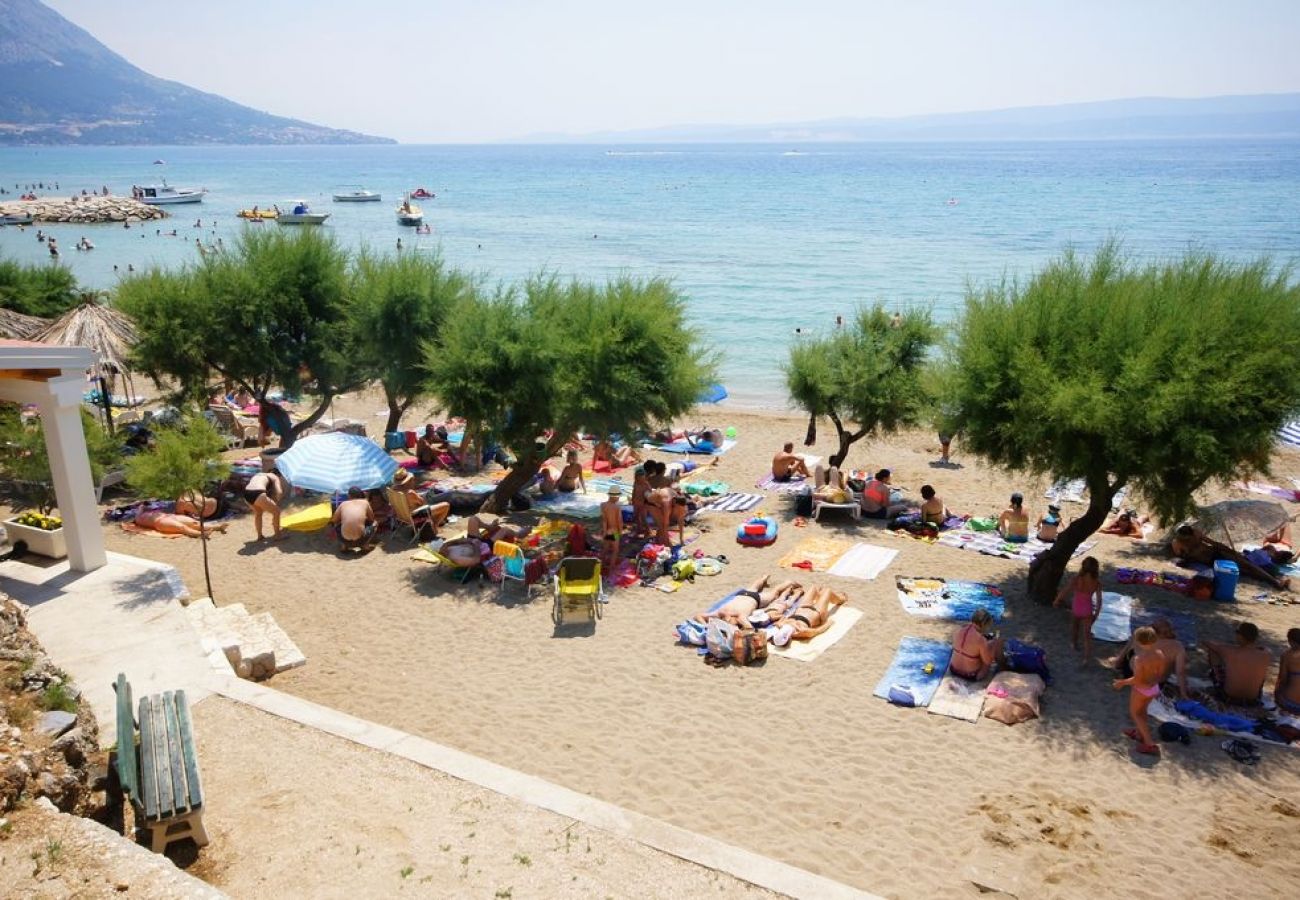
[937,528,1094,564]
[1045,478,1085,503]
[1090,592,1134,642]
[674,590,741,646]
[643,438,736,456]
[531,491,605,518]
[755,456,822,492]
[1236,480,1300,503]
[778,535,854,572]
[1132,605,1199,646]
[826,543,898,581]
[1148,697,1298,751]
[928,672,990,722]
[696,492,764,514]
[872,637,953,707]
[1277,420,1300,449]
[895,577,1006,622]
[281,501,333,533]
[767,606,862,662]
[984,672,1046,725]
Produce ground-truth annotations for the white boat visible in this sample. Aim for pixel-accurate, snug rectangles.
[136,182,205,205]
[332,187,382,202]
[276,200,330,225]
[396,195,423,225]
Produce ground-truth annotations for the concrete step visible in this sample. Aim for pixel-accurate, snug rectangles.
[184,599,306,681]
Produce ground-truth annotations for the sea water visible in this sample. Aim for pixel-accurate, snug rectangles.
[1,141,1298,407]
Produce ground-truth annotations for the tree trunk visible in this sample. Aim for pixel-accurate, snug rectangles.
[1026,474,1123,604]
[482,434,567,514]
[289,392,336,437]
[382,388,411,435]
[826,413,865,470]
[187,489,216,601]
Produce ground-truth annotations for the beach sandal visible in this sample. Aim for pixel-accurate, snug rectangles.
[1136,743,1161,756]
[1221,738,1261,765]
[1123,728,1139,741]
[791,560,813,570]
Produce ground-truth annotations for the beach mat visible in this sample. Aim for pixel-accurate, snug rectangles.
[1132,604,1199,646]
[643,438,736,456]
[768,606,862,662]
[1045,478,1085,504]
[895,577,1006,622]
[1147,697,1299,751]
[1236,480,1300,503]
[778,536,854,572]
[873,637,953,707]
[937,528,1094,564]
[697,492,764,514]
[531,491,604,518]
[826,543,898,581]
[1278,420,1300,449]
[928,672,989,722]
[282,501,333,533]
[1091,592,1134,643]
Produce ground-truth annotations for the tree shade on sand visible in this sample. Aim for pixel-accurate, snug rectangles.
[947,243,1300,603]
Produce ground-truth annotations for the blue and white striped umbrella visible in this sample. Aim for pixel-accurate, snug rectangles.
[274,432,399,494]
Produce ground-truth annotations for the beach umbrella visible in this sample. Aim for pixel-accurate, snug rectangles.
[697,383,728,404]
[274,432,399,494]
[1193,499,1291,549]
[0,308,50,340]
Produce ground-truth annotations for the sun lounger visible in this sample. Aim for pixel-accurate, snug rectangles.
[873,636,953,707]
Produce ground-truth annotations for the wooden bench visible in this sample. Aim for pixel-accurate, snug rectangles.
[113,673,209,854]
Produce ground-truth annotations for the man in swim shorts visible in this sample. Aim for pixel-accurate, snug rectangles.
[599,484,624,572]
[1275,627,1300,714]
[332,486,377,551]
[694,575,803,628]
[1202,622,1271,706]
[771,442,811,481]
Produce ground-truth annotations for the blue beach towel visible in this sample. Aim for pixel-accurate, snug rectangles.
[643,438,737,456]
[895,577,1006,622]
[872,637,953,708]
[1132,605,1199,646]
[676,590,742,647]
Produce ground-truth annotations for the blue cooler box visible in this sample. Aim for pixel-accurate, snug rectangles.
[1213,559,1239,601]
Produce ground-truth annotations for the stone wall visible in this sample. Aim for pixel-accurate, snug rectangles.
[0,195,167,223]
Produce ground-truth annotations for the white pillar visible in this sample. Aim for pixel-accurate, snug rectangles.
[37,375,107,572]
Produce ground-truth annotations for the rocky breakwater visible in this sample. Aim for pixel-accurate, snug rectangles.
[0,195,167,224]
[0,595,105,818]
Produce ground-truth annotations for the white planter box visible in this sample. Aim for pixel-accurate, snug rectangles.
[5,519,68,559]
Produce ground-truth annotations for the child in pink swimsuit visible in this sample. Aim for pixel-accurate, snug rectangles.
[1055,556,1103,664]
[1113,625,1164,756]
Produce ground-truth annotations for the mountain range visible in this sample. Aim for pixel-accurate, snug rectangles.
[519,93,1300,144]
[0,0,392,145]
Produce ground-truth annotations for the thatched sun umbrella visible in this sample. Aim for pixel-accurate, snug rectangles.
[0,307,51,340]
[33,300,141,417]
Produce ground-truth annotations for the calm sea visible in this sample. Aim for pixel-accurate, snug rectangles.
[2,141,1298,407]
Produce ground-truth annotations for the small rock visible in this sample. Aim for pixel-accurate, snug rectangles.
[64,683,81,701]
[53,728,84,766]
[37,710,77,738]
[115,882,129,892]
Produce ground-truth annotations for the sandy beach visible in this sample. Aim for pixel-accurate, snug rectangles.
[99,390,1300,898]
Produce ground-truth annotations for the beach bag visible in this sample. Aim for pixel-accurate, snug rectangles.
[731,628,768,665]
[671,558,696,582]
[706,619,737,659]
[1004,639,1051,684]
[676,619,707,646]
[887,685,917,707]
[984,672,1046,726]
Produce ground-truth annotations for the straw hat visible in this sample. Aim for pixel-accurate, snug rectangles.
[607,483,623,497]
[393,469,415,487]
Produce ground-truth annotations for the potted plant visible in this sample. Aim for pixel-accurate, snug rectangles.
[4,510,66,559]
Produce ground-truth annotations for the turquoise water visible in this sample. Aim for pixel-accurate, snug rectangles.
[2,141,1299,407]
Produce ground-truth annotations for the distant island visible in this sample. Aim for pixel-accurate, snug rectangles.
[0,0,394,146]
[517,93,1300,144]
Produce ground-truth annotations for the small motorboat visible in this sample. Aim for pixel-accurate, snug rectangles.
[0,213,34,226]
[333,187,382,202]
[276,200,330,225]
[136,181,205,205]
[410,187,435,199]
[396,196,423,226]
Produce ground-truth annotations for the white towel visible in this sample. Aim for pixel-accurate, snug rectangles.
[827,543,898,581]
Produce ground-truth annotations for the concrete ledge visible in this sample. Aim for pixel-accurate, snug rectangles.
[212,677,877,900]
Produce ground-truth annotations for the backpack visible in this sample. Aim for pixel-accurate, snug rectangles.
[731,629,768,665]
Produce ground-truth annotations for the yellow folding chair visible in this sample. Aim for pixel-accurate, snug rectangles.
[552,556,603,625]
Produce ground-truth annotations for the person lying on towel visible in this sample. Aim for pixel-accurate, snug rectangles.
[768,585,846,645]
[694,575,804,628]
[134,508,230,538]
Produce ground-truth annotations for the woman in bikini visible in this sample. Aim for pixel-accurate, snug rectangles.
[243,470,287,541]
[694,575,803,628]
[770,585,847,642]
[1275,627,1300,715]
[950,608,1002,681]
[538,449,586,496]
[134,508,230,538]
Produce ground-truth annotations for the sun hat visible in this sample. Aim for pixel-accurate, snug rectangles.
[393,469,414,487]
[607,484,623,497]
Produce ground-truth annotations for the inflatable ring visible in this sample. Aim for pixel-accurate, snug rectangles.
[736,516,778,547]
[694,557,723,576]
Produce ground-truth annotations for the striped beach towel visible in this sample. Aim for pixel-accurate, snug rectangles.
[697,492,763,514]
[1279,421,1300,449]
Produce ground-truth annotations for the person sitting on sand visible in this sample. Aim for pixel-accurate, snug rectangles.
[860,469,907,520]
[465,512,530,544]
[918,484,951,527]
[593,438,639,470]
[647,459,679,488]
[1109,617,1189,699]
[769,585,847,644]
[243,469,287,541]
[1037,504,1064,543]
[538,449,585,497]
[134,508,229,538]
[694,575,804,628]
[332,487,377,552]
[1202,622,1271,706]
[949,608,1004,681]
[685,427,724,453]
[1113,626,1164,756]
[997,492,1030,542]
[1171,524,1290,591]
[1101,509,1148,538]
[415,424,451,467]
[772,442,811,481]
[1275,627,1300,715]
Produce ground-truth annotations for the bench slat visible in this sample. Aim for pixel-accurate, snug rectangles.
[113,674,139,801]
[137,695,160,821]
[150,695,176,820]
[174,691,204,810]
[161,691,190,816]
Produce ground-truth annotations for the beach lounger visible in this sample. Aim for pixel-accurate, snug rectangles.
[553,556,603,626]
[812,490,860,523]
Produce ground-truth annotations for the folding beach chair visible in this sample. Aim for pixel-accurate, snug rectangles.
[493,539,530,598]
[553,556,603,625]
[386,488,434,544]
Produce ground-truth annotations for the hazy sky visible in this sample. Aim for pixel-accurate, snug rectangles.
[46,0,1300,143]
